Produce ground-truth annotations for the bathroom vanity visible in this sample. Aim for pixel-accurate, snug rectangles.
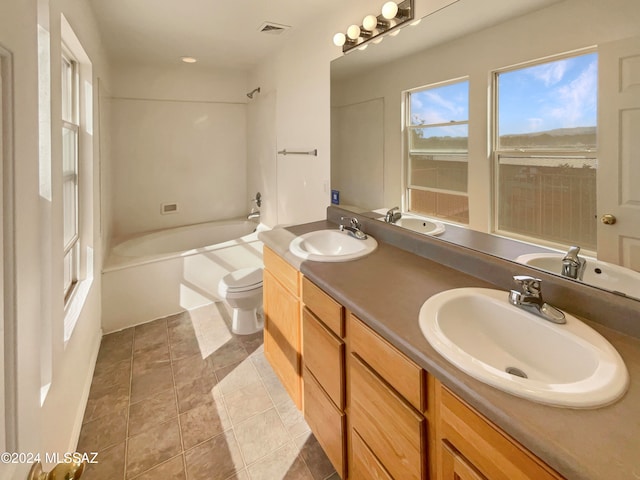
[260,210,640,480]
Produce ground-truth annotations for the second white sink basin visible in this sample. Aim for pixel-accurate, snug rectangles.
[419,288,628,408]
[516,253,640,299]
[289,229,378,262]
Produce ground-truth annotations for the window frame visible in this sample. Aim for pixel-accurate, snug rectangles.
[404,77,470,224]
[491,48,598,249]
[61,45,80,303]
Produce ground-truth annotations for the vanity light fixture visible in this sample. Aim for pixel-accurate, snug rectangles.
[332,0,414,53]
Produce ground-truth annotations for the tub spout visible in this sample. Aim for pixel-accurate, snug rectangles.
[247,211,260,220]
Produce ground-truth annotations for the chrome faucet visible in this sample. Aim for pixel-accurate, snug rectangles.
[508,275,566,324]
[248,192,261,221]
[561,246,586,280]
[339,216,368,240]
[384,207,402,224]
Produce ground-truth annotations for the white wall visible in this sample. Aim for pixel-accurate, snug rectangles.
[331,0,640,232]
[245,0,462,226]
[108,65,250,240]
[0,0,110,466]
[41,0,111,457]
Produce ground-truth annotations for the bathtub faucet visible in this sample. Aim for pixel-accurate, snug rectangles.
[248,192,261,221]
[247,211,260,220]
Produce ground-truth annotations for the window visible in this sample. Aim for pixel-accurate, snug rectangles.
[406,79,469,223]
[61,47,79,300]
[494,51,598,249]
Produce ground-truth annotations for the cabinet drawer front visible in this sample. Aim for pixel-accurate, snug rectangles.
[441,441,487,480]
[351,430,394,480]
[351,355,425,480]
[302,277,344,337]
[440,387,563,480]
[264,246,300,296]
[350,314,426,411]
[302,308,345,409]
[303,369,346,478]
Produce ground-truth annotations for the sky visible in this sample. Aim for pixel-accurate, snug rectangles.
[410,52,598,137]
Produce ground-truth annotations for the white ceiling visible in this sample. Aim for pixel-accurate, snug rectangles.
[87,0,344,69]
[88,0,561,71]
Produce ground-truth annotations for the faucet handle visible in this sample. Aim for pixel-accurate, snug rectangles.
[513,275,542,297]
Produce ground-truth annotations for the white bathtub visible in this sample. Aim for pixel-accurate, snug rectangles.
[102,219,268,333]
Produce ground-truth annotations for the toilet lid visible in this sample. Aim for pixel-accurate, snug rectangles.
[220,267,263,293]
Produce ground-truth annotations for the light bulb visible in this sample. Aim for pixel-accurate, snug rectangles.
[363,14,378,31]
[333,32,346,47]
[347,24,361,40]
[381,1,399,20]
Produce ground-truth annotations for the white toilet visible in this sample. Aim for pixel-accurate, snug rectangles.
[218,267,264,335]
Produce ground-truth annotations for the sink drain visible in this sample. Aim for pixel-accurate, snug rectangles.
[506,366,528,379]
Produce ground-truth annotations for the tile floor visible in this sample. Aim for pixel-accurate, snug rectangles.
[78,302,338,480]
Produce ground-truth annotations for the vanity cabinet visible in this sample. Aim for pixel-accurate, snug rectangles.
[262,246,565,480]
[437,382,564,480]
[301,277,347,478]
[349,314,430,480]
[263,246,302,408]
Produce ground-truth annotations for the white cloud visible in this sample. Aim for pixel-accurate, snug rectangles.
[550,60,597,127]
[529,60,568,86]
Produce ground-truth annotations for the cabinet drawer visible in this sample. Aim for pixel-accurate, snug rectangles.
[440,386,563,480]
[350,314,426,412]
[264,246,300,296]
[303,369,346,478]
[302,308,345,409]
[351,430,394,480]
[351,355,426,480]
[302,277,344,337]
[441,441,487,480]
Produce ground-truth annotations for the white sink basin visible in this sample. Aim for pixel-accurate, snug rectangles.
[418,288,629,408]
[516,253,640,298]
[373,209,445,236]
[289,229,378,262]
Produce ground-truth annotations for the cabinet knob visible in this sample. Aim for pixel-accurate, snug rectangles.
[601,214,617,225]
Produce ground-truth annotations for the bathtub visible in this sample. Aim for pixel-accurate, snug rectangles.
[102,219,268,333]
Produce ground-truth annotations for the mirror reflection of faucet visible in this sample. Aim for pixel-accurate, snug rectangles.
[385,206,402,224]
[562,246,586,280]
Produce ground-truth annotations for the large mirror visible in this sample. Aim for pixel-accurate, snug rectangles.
[331,0,640,299]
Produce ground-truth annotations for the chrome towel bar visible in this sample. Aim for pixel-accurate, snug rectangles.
[277,149,318,156]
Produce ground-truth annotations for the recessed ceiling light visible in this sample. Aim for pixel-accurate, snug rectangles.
[181,56,197,64]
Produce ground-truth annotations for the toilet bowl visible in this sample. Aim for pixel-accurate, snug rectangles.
[218,267,264,335]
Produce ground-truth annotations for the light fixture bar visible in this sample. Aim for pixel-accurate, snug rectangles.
[334,0,414,54]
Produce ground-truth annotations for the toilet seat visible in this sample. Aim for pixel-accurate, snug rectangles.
[219,267,263,294]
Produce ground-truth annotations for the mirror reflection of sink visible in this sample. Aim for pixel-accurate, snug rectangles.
[289,229,378,262]
[418,288,628,408]
[516,253,640,298]
[373,209,445,236]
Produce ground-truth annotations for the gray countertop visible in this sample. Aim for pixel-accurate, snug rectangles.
[259,222,640,480]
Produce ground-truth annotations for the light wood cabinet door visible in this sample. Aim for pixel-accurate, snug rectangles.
[350,355,426,480]
[263,268,301,408]
[441,441,487,480]
[302,308,345,409]
[303,369,346,478]
[438,384,564,480]
[350,314,426,412]
[351,430,394,480]
[302,277,344,337]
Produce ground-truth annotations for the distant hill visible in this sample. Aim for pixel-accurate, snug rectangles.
[499,126,596,148]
